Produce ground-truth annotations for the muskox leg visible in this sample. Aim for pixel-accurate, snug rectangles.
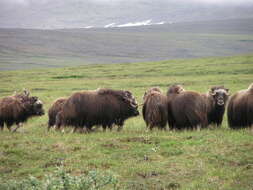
[117,125,123,132]
[108,125,113,131]
[162,125,167,131]
[72,127,79,133]
[149,125,154,131]
[6,122,12,132]
[0,120,4,131]
[12,123,22,132]
[47,124,53,132]
[102,125,107,132]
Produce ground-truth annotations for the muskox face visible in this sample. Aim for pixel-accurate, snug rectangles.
[123,91,139,116]
[209,86,229,106]
[26,96,45,116]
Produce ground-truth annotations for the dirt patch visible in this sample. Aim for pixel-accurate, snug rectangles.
[101,142,129,150]
[137,171,159,179]
[119,137,159,144]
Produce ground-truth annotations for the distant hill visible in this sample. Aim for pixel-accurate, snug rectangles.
[0,18,253,70]
[1,0,253,29]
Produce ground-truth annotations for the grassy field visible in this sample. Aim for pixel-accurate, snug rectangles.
[0,54,253,189]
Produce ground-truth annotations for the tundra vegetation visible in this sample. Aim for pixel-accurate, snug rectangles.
[0,54,252,189]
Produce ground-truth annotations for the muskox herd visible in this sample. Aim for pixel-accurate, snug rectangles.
[0,84,252,132]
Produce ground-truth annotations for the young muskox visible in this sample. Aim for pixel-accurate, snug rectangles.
[0,90,44,132]
[202,86,229,127]
[48,98,67,131]
[56,88,139,132]
[227,83,253,129]
[167,85,207,130]
[142,87,168,130]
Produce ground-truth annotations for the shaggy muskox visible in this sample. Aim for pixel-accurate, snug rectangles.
[202,86,229,127]
[142,87,168,130]
[56,88,139,132]
[48,98,67,131]
[227,83,253,129]
[0,90,44,132]
[167,85,207,130]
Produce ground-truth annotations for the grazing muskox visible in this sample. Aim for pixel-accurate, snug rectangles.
[48,98,67,131]
[202,86,229,127]
[0,90,44,132]
[227,83,253,129]
[56,88,139,132]
[142,87,168,130]
[167,85,207,130]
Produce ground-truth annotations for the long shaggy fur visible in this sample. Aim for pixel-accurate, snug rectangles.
[142,87,168,130]
[0,91,44,131]
[227,84,253,129]
[167,85,207,130]
[48,98,67,130]
[56,88,139,131]
[202,86,229,126]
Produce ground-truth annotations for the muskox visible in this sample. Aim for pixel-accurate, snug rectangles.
[0,90,44,132]
[167,85,207,130]
[56,88,139,132]
[227,83,253,129]
[142,87,168,130]
[202,86,229,127]
[48,98,67,131]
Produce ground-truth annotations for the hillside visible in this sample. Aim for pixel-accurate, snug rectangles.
[1,18,253,70]
[0,54,252,189]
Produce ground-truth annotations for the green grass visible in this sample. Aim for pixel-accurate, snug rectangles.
[0,54,253,189]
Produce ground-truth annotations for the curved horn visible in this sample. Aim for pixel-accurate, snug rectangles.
[209,89,217,96]
[23,89,30,97]
[224,88,230,95]
[130,101,138,108]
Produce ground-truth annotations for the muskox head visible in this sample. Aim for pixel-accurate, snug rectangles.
[167,84,185,95]
[122,91,139,116]
[17,90,45,116]
[209,86,229,106]
[143,87,162,101]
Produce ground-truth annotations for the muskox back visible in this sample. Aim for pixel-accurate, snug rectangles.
[48,98,67,130]
[57,88,139,131]
[227,84,253,129]
[167,85,207,130]
[142,87,168,130]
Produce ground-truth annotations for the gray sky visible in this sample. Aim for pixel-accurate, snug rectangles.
[0,0,253,29]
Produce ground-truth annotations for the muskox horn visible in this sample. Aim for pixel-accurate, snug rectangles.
[224,88,230,95]
[248,83,253,91]
[23,89,30,97]
[36,99,43,105]
[209,88,217,96]
[130,101,138,108]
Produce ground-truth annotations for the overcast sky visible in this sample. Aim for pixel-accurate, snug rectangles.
[0,0,253,29]
[1,0,253,5]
